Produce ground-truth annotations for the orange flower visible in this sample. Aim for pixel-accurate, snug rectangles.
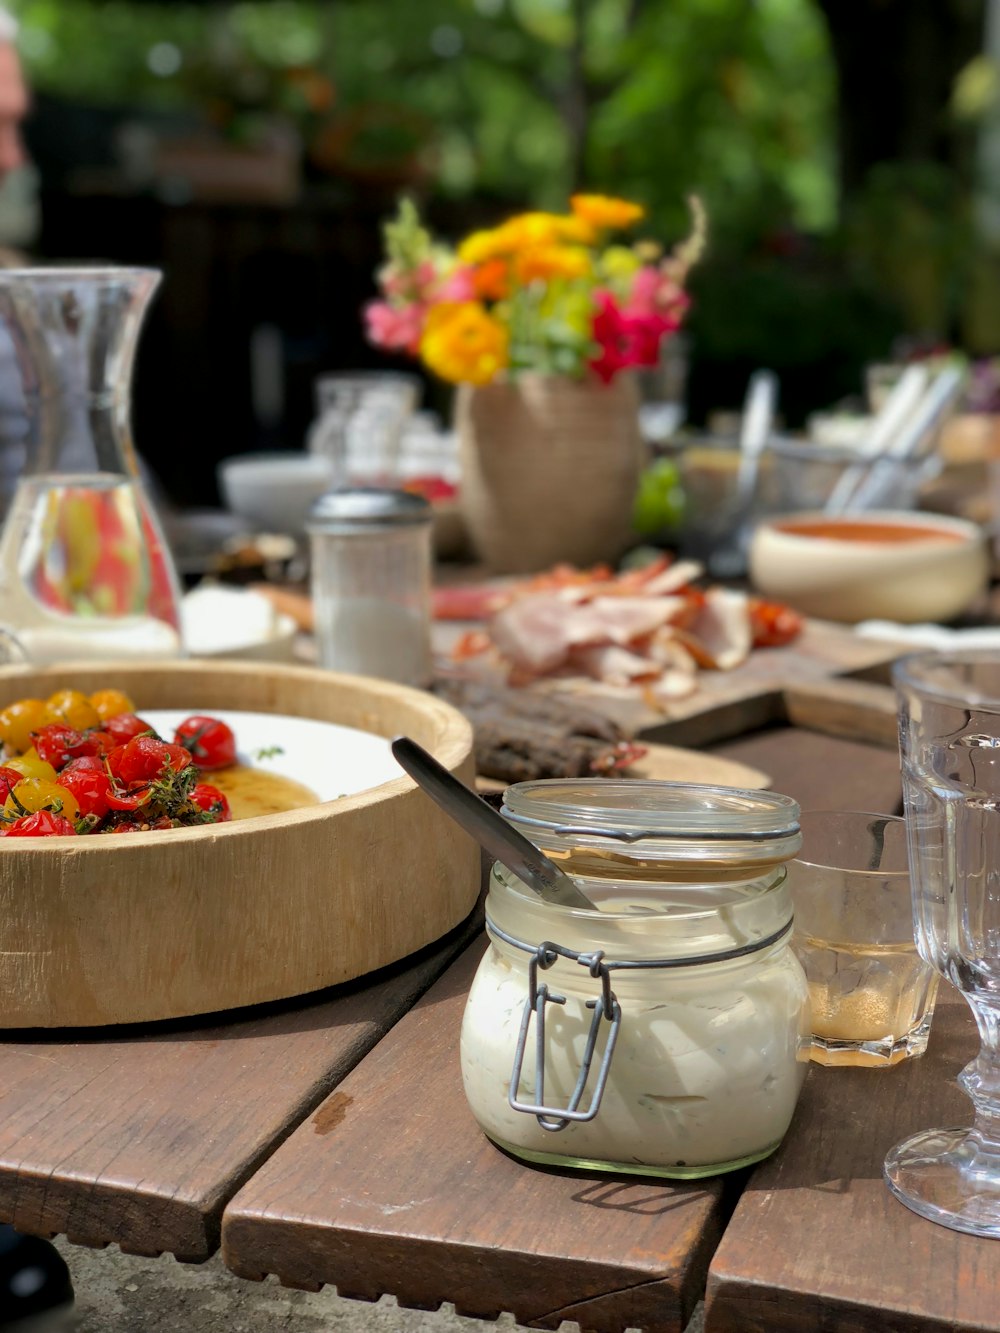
[473,258,510,301]
[514,245,591,284]
[419,302,508,385]
[570,194,645,230]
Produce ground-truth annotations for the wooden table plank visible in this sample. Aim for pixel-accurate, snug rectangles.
[0,902,483,1263]
[705,995,994,1333]
[222,945,730,1333]
[713,727,902,815]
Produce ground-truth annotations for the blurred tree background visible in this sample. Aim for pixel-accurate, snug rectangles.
[5,0,995,497]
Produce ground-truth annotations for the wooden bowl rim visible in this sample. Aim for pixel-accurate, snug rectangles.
[0,659,471,855]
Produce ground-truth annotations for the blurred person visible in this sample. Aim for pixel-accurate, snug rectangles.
[0,18,74,1327]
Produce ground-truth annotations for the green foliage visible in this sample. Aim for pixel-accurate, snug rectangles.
[10,0,836,240]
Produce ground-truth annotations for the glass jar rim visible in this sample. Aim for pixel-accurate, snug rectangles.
[502,779,799,842]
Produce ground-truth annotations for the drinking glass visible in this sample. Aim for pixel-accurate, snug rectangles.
[788,811,939,1067]
[889,650,1000,1236]
[307,371,420,487]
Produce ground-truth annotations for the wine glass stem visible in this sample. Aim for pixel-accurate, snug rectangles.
[961,997,1000,1160]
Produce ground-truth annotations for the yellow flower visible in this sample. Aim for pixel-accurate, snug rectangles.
[420,302,508,385]
[514,244,592,284]
[570,194,645,230]
[458,212,593,264]
[459,228,507,265]
[599,245,641,282]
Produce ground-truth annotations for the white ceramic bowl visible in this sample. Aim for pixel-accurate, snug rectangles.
[218,453,334,534]
[749,510,989,624]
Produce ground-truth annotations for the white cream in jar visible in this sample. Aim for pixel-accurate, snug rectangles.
[460,780,810,1178]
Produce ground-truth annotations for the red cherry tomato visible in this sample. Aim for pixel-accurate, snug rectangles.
[748,598,804,648]
[57,766,112,820]
[190,783,232,822]
[61,756,104,774]
[33,723,114,770]
[0,765,22,802]
[111,736,192,787]
[103,713,156,745]
[105,784,153,812]
[173,715,237,771]
[0,810,77,837]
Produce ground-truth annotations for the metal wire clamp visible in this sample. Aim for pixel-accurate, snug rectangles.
[506,936,622,1133]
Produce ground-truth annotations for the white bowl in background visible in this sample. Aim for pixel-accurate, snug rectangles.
[749,510,989,624]
[181,585,298,662]
[218,453,334,534]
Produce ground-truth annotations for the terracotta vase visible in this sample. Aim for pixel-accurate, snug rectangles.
[456,373,644,574]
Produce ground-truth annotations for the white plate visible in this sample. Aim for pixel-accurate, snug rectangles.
[144,709,398,803]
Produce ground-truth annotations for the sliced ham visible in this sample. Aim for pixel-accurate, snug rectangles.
[640,560,705,597]
[490,593,575,674]
[565,596,687,646]
[570,643,663,686]
[678,588,752,671]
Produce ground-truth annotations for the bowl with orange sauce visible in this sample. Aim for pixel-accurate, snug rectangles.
[749,510,989,624]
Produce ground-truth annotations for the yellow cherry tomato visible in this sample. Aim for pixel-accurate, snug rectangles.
[89,688,135,721]
[4,749,58,782]
[46,689,100,732]
[0,698,51,755]
[5,778,80,821]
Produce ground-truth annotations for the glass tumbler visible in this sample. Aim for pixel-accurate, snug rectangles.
[889,650,1000,1236]
[788,811,939,1067]
[307,487,432,686]
[307,372,420,487]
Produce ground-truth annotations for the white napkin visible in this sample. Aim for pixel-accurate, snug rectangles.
[856,620,1000,651]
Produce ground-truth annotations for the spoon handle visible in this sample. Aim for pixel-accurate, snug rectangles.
[391,736,596,911]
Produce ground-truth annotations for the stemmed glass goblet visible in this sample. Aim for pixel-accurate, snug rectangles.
[889,650,1000,1236]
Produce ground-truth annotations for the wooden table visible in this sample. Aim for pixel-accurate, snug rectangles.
[0,677,992,1332]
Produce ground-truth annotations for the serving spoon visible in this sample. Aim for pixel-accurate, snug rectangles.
[391,736,597,911]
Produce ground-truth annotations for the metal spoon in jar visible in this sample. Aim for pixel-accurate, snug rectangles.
[391,736,597,911]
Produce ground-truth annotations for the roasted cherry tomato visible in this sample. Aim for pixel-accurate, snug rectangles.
[5,778,80,822]
[174,715,237,771]
[190,783,232,822]
[57,766,112,820]
[0,698,51,754]
[33,723,113,770]
[110,736,192,787]
[105,784,153,812]
[748,598,804,648]
[45,689,101,732]
[0,810,77,837]
[103,713,155,745]
[0,766,22,803]
[89,689,135,721]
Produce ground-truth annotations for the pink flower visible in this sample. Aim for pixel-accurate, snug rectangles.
[364,300,426,355]
[381,259,438,303]
[588,290,672,384]
[434,265,476,303]
[625,265,690,327]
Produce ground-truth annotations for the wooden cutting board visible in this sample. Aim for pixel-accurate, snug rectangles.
[475,740,769,794]
[255,583,907,742]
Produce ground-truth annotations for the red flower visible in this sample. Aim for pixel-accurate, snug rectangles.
[588,290,673,384]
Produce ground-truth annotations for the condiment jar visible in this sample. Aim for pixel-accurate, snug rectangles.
[307,487,432,686]
[460,779,810,1178]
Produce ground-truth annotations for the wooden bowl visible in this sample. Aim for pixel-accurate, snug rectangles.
[0,660,479,1027]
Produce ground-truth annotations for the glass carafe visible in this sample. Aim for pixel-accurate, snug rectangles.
[0,267,183,663]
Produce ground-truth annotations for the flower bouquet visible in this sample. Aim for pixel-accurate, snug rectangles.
[365,195,706,573]
[365,194,705,386]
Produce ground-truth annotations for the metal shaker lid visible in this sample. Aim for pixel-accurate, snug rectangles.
[307,487,432,533]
